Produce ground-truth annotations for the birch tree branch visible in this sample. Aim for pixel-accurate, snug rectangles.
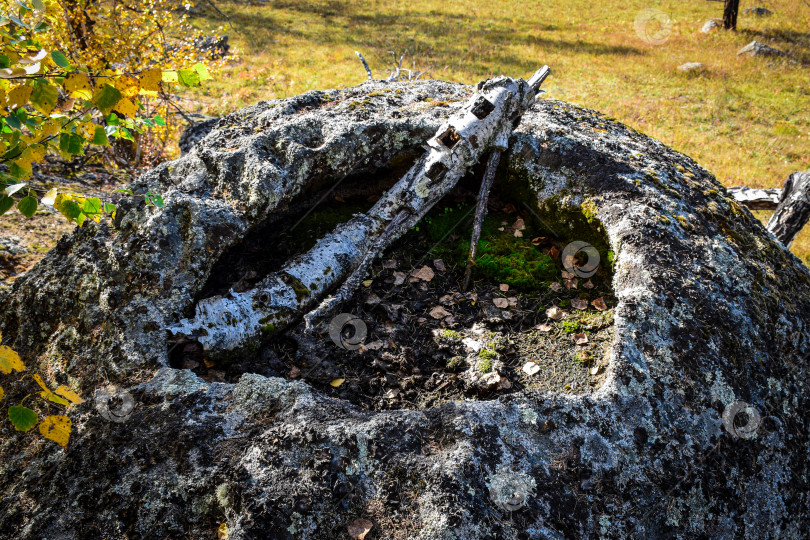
[167,67,552,356]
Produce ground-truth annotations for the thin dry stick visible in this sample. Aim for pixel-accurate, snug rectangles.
[463,150,501,291]
[355,51,373,81]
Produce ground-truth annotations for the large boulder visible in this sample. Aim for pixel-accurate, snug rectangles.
[1,79,808,539]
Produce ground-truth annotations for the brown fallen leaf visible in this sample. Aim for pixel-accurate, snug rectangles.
[571,298,588,310]
[507,297,517,307]
[531,236,549,247]
[574,333,588,345]
[549,282,563,292]
[439,294,454,305]
[546,306,564,320]
[549,245,561,258]
[563,278,578,290]
[493,298,509,309]
[433,259,446,271]
[502,203,517,213]
[430,306,451,319]
[348,518,374,540]
[383,259,398,269]
[535,322,554,332]
[561,270,575,280]
[289,366,301,379]
[592,297,608,311]
[334,195,345,203]
[393,271,406,285]
[412,265,435,282]
[583,280,595,289]
[499,283,509,292]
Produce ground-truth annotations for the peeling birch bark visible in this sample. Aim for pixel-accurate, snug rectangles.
[766,171,810,247]
[167,67,551,355]
[727,186,782,210]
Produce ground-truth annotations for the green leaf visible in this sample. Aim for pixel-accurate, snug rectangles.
[30,82,58,114]
[153,114,166,127]
[8,405,38,432]
[31,0,44,11]
[50,51,69,68]
[75,211,86,227]
[4,115,21,130]
[192,62,212,81]
[117,127,133,142]
[114,188,133,195]
[177,69,201,88]
[103,202,116,214]
[145,192,164,207]
[17,195,36,217]
[92,84,122,114]
[59,132,84,155]
[33,21,49,32]
[0,195,14,215]
[81,197,100,215]
[92,126,109,146]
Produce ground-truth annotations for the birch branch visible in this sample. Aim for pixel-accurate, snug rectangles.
[167,67,551,356]
[355,51,373,81]
[766,171,810,247]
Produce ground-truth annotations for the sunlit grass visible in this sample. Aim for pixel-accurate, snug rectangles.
[186,0,810,261]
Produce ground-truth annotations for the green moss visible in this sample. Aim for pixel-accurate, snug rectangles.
[560,319,582,334]
[476,356,493,373]
[446,356,466,372]
[479,348,496,360]
[261,324,276,334]
[440,329,463,339]
[658,215,671,225]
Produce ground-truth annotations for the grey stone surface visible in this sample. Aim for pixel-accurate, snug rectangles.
[678,62,706,73]
[701,19,721,33]
[737,40,789,57]
[1,79,809,539]
[743,7,773,16]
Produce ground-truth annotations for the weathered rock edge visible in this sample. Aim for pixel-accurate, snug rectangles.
[0,80,808,539]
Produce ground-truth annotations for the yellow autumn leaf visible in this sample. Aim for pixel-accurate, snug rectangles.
[113,75,140,99]
[7,85,33,109]
[55,385,84,404]
[33,374,71,406]
[39,415,71,449]
[161,70,178,83]
[0,385,4,402]
[40,120,61,138]
[0,88,5,107]
[139,68,162,95]
[218,523,229,540]
[0,346,25,374]
[63,73,93,100]
[28,144,45,163]
[113,97,137,118]
[78,121,96,139]
[329,378,345,387]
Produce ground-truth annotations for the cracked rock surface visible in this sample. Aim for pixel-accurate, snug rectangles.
[1,79,808,539]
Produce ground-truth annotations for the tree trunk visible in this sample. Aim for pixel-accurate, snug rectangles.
[723,0,740,30]
[766,171,810,247]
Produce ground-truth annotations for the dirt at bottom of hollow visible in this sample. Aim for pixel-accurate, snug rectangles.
[179,199,617,411]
